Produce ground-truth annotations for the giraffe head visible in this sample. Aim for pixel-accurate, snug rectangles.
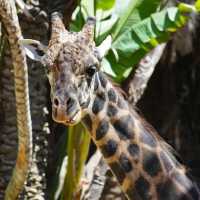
[45,13,102,125]
[23,12,111,125]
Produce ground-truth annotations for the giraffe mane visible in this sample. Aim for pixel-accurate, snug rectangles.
[138,111,183,168]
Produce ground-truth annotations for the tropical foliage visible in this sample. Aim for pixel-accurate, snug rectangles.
[71,0,198,82]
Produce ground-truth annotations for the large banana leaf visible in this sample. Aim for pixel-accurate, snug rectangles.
[70,1,194,82]
[104,7,188,81]
[111,0,161,41]
[71,0,161,44]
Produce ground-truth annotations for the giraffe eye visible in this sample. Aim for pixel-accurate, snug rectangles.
[86,65,97,76]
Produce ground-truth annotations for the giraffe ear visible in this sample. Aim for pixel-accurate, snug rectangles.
[81,17,96,44]
[19,39,47,62]
[96,35,112,59]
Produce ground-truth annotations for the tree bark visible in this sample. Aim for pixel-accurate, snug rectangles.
[0,0,32,199]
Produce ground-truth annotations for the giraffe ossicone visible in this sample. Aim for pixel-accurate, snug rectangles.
[24,12,200,200]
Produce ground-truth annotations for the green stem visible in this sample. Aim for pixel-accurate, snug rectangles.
[75,127,91,186]
[62,126,75,200]
[61,124,91,200]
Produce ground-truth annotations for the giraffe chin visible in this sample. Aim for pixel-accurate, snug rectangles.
[64,112,82,126]
[52,109,82,126]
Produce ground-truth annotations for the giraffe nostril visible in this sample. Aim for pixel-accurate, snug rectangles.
[53,97,59,107]
[66,98,71,106]
[66,97,75,109]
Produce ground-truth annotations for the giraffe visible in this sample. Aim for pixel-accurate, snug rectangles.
[24,12,200,200]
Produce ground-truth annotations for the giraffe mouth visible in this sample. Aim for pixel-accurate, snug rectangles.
[64,110,81,126]
[52,106,81,126]
[64,110,81,125]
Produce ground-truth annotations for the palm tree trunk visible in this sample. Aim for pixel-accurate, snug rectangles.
[0,0,32,199]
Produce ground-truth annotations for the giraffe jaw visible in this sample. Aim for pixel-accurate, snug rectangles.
[64,110,82,126]
[52,107,82,126]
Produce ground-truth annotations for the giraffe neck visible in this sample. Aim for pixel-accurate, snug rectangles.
[82,72,200,200]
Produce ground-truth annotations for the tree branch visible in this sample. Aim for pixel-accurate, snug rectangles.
[122,43,166,104]
[81,151,108,200]
[0,0,32,199]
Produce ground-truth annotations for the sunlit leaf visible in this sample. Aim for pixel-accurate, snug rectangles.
[95,15,118,41]
[195,0,200,11]
[96,0,115,10]
[106,7,188,81]
[81,0,95,18]
[112,0,161,41]
[101,58,117,77]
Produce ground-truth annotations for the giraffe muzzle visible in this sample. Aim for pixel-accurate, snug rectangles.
[52,96,81,125]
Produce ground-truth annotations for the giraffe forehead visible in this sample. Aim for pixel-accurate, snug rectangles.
[56,40,97,74]
[61,41,92,59]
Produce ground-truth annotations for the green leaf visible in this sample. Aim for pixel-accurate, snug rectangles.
[195,0,200,11]
[61,124,90,200]
[75,127,90,185]
[96,0,115,10]
[106,7,188,82]
[178,3,196,13]
[70,6,85,32]
[112,0,161,41]
[94,1,118,43]
[61,126,76,200]
[101,58,117,77]
[70,0,118,43]
[81,0,95,18]
[95,6,114,20]
[95,15,118,43]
